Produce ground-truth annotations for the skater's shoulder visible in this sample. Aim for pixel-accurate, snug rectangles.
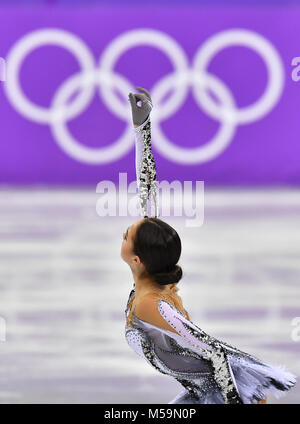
[133,292,182,336]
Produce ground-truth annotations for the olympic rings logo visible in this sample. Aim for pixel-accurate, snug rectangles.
[4,28,284,164]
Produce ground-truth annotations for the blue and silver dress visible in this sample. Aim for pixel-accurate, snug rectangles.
[125,286,297,404]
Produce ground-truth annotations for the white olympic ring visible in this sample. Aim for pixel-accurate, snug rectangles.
[4,27,284,164]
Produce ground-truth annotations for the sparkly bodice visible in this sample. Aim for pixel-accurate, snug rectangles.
[124,287,218,396]
[124,286,297,404]
[124,286,244,403]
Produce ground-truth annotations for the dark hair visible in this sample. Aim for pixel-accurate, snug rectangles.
[132,218,183,286]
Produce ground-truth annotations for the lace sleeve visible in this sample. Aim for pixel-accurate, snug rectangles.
[134,116,159,218]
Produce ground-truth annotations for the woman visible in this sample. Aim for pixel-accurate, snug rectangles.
[122,88,297,404]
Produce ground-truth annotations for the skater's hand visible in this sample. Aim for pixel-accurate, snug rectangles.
[128,86,153,127]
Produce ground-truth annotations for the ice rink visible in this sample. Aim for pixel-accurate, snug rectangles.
[0,187,299,404]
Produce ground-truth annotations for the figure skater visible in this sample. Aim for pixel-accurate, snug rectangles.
[122,87,297,404]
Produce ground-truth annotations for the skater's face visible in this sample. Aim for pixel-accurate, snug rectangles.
[121,218,144,268]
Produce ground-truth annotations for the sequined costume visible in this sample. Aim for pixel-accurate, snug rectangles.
[134,115,159,218]
[125,285,297,404]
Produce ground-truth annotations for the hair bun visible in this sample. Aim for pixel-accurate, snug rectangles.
[153,264,183,285]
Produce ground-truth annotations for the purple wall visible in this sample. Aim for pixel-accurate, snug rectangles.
[0,6,299,185]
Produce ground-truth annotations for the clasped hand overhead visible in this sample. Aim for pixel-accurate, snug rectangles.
[128,86,153,127]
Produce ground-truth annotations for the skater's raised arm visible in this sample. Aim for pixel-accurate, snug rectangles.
[128,87,159,218]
